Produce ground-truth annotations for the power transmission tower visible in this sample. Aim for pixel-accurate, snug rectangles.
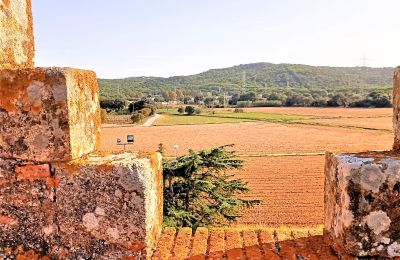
[241,71,246,93]
[223,92,227,108]
[360,52,369,87]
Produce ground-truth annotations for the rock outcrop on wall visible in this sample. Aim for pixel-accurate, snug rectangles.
[0,0,34,69]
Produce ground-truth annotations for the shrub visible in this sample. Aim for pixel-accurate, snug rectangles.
[252,100,282,107]
[234,108,244,113]
[147,104,157,116]
[185,106,196,115]
[129,101,157,115]
[139,107,152,117]
[195,108,202,115]
[131,112,145,123]
[100,99,125,112]
[177,107,184,114]
[236,101,252,108]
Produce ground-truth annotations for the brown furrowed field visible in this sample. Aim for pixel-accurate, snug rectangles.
[100,108,393,227]
[233,156,325,226]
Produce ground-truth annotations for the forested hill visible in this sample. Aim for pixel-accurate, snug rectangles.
[98,62,393,100]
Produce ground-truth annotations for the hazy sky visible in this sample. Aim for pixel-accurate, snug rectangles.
[33,0,400,78]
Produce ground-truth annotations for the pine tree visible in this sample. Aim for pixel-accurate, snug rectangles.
[163,145,261,229]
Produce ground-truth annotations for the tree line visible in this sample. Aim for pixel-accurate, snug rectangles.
[98,62,393,108]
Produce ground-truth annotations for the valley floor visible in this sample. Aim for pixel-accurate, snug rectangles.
[101,107,393,227]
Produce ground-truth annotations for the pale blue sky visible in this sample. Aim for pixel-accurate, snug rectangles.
[33,0,400,78]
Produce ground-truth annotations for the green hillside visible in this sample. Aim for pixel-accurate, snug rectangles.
[98,62,394,107]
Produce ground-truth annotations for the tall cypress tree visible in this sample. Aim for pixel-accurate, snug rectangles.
[163,145,261,229]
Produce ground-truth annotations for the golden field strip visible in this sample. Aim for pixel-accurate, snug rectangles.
[101,107,393,227]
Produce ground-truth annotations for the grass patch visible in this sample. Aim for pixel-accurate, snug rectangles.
[209,111,314,123]
[155,110,315,126]
[157,108,181,115]
[153,114,253,126]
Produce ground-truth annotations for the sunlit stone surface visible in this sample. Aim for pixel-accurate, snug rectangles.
[324,152,400,258]
[0,0,34,69]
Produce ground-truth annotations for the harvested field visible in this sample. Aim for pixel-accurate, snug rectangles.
[303,116,392,131]
[241,107,392,118]
[101,122,392,156]
[100,108,394,227]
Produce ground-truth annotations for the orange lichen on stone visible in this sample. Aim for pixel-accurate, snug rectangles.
[0,0,35,69]
[0,215,17,225]
[14,164,60,187]
[128,241,147,253]
[15,164,50,180]
[0,68,48,113]
[0,179,10,186]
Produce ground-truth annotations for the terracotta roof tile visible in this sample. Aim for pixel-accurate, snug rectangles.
[152,227,357,259]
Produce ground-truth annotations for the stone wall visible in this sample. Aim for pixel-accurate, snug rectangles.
[0,152,163,259]
[0,0,34,69]
[0,1,164,258]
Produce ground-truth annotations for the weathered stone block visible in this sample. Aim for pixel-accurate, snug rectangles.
[0,0,34,69]
[52,152,163,259]
[0,159,57,254]
[393,67,400,150]
[0,152,163,259]
[324,152,400,258]
[0,67,101,162]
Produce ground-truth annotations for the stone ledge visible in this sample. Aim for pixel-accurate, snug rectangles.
[0,67,101,162]
[324,151,400,258]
